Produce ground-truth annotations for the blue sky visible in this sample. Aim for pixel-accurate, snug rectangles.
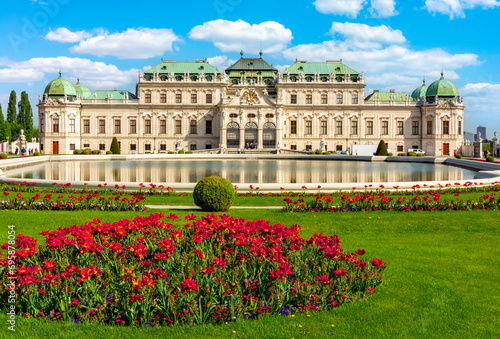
[1,0,499,136]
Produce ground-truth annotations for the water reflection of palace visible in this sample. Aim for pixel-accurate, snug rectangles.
[10,160,471,184]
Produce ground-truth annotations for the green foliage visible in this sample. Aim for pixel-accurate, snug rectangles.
[416,153,425,157]
[375,140,388,156]
[482,143,492,152]
[185,151,193,154]
[307,151,315,154]
[83,149,92,155]
[0,121,10,143]
[33,151,40,156]
[0,153,7,159]
[7,90,16,124]
[92,150,100,155]
[17,91,33,135]
[110,137,120,154]
[315,149,323,154]
[455,154,462,159]
[408,151,417,156]
[168,151,176,154]
[398,152,407,156]
[486,156,494,162]
[193,176,235,212]
[178,149,185,154]
[73,149,83,155]
[0,103,3,123]
[106,150,113,154]
[387,152,393,156]
[323,151,331,155]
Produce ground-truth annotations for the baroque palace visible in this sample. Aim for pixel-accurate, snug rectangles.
[38,52,464,156]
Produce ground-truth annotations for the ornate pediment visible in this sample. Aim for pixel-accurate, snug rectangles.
[436,100,456,109]
[224,87,276,107]
[44,98,66,107]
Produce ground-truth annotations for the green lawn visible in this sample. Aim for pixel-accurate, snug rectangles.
[1,209,499,338]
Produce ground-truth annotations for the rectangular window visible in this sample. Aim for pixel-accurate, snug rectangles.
[206,120,212,134]
[40,119,44,133]
[52,118,59,133]
[305,120,312,135]
[175,120,182,134]
[190,120,197,134]
[144,119,151,134]
[160,93,166,103]
[83,143,90,148]
[175,93,182,103]
[321,121,327,135]
[305,145,312,151]
[160,119,166,134]
[290,145,297,150]
[443,120,449,135]
[321,94,328,104]
[191,93,197,104]
[397,145,404,152]
[130,144,136,151]
[69,119,75,133]
[145,93,151,103]
[306,94,312,104]
[458,121,462,135]
[160,144,166,151]
[397,121,404,135]
[412,121,419,135]
[290,120,297,134]
[145,144,151,152]
[206,93,212,104]
[190,144,197,151]
[336,121,343,135]
[290,94,297,104]
[351,121,358,135]
[99,119,105,134]
[99,144,105,151]
[69,144,75,151]
[130,119,137,134]
[336,145,343,151]
[337,93,343,104]
[366,121,373,135]
[114,119,121,134]
[382,121,389,135]
[83,119,90,134]
[427,120,433,135]
[352,94,358,104]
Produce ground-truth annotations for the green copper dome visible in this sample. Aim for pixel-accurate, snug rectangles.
[44,72,77,97]
[411,79,428,100]
[426,73,459,98]
[74,77,92,99]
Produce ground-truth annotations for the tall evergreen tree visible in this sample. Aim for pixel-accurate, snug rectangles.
[7,90,16,124]
[17,91,33,135]
[0,103,4,123]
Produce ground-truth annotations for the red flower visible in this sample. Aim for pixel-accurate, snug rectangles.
[334,269,347,276]
[201,266,215,274]
[371,258,384,268]
[181,278,198,293]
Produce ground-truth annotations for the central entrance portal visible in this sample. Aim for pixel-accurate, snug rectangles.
[226,122,240,148]
[245,122,258,148]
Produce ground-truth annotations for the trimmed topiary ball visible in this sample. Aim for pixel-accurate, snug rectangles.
[193,176,235,212]
[486,156,494,162]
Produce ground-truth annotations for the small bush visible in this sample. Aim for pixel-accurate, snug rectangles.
[486,156,494,162]
[416,153,425,157]
[178,150,185,154]
[398,152,407,156]
[91,150,100,155]
[323,151,331,155]
[455,154,462,159]
[375,140,388,156]
[74,149,83,155]
[387,152,393,156]
[168,151,176,154]
[408,151,417,156]
[186,151,193,154]
[83,149,92,155]
[308,151,315,155]
[193,176,235,212]
[315,149,323,155]
[33,151,40,156]
[0,153,7,159]
[106,151,113,154]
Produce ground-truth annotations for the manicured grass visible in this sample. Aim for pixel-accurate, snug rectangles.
[1,209,499,338]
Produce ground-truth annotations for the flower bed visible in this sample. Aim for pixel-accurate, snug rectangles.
[283,192,500,212]
[0,213,385,327]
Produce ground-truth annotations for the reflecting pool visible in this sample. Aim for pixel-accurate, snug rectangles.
[5,159,477,184]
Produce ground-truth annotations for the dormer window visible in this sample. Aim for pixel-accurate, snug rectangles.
[290,76,297,82]
[206,75,213,81]
[306,76,313,82]
[321,76,328,82]
[175,75,183,81]
[200,66,204,70]
[191,76,198,81]
[298,66,303,71]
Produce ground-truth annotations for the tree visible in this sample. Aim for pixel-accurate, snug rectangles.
[0,103,4,123]
[375,140,388,156]
[7,90,16,124]
[17,91,33,135]
[0,122,11,143]
[110,137,120,154]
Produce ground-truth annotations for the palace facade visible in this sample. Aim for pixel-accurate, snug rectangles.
[38,53,464,156]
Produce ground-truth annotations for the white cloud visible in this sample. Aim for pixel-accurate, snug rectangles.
[45,28,92,43]
[70,28,180,59]
[425,0,500,19]
[189,20,293,53]
[0,57,139,90]
[283,23,479,93]
[206,56,238,72]
[330,22,406,49]
[313,0,366,17]
[461,83,500,133]
[369,0,398,17]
